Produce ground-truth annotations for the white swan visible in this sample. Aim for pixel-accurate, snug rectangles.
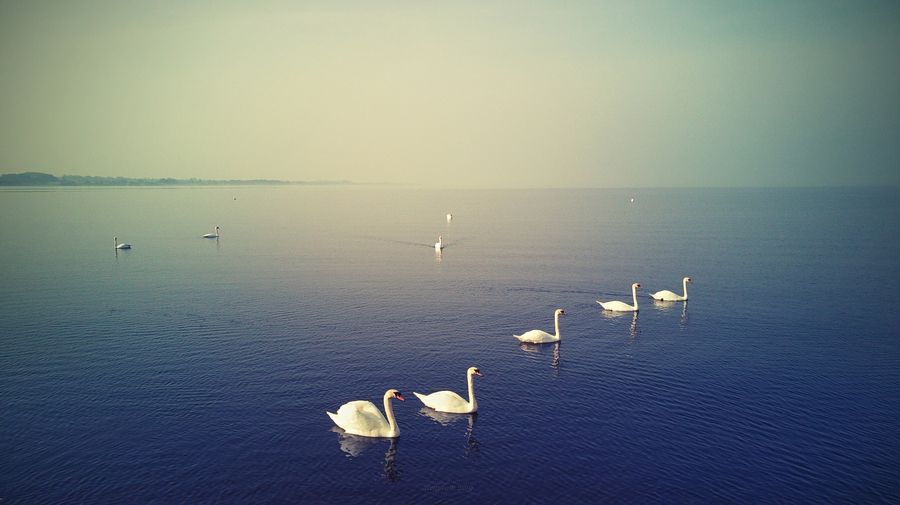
[414,367,482,414]
[327,389,405,438]
[114,237,131,250]
[446,213,453,222]
[651,277,692,301]
[203,226,219,238]
[435,236,443,250]
[597,283,642,312]
[514,309,566,343]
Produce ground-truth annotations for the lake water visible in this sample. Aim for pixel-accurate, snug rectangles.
[1,186,898,504]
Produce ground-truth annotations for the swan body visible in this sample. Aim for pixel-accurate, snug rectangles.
[598,283,642,312]
[514,309,566,343]
[203,226,219,238]
[327,389,404,438]
[414,367,482,414]
[651,277,692,301]
[435,236,443,250]
[114,237,131,250]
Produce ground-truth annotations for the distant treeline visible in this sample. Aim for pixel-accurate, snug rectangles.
[0,172,351,187]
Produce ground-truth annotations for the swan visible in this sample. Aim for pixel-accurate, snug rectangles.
[414,367,482,414]
[327,389,404,438]
[447,213,453,222]
[114,237,131,250]
[435,236,443,250]
[651,277,692,301]
[514,309,566,343]
[203,226,219,238]
[597,283,642,312]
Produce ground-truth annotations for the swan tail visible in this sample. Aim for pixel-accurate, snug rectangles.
[413,392,435,408]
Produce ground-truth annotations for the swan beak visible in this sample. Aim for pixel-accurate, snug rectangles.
[474,370,483,376]
[395,394,405,401]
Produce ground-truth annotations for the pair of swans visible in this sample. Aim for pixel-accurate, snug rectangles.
[327,367,482,438]
[596,278,692,311]
[203,226,219,238]
[114,237,131,250]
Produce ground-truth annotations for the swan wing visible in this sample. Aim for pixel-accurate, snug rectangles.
[651,290,683,301]
[597,300,636,311]
[414,391,469,413]
[330,400,389,436]
[514,330,557,343]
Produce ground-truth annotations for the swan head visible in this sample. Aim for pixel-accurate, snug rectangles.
[555,309,567,316]
[684,277,693,283]
[468,367,483,377]
[633,283,642,290]
[386,389,405,402]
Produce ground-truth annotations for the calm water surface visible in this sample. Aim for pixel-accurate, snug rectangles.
[1,186,898,504]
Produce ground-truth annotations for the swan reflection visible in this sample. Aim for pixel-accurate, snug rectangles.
[330,426,384,457]
[330,427,403,484]
[517,341,562,375]
[382,438,402,484]
[629,311,640,340]
[679,301,690,329]
[418,409,481,460]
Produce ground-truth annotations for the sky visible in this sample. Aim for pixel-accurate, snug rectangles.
[1,1,898,188]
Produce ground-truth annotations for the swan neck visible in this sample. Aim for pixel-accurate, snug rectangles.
[632,285,639,310]
[383,393,400,437]
[467,371,477,410]
[554,312,561,338]
[682,279,689,299]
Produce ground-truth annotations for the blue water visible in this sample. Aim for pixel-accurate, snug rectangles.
[1,186,898,504]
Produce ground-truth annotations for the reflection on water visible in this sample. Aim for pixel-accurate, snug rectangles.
[650,299,690,329]
[463,413,480,461]
[419,408,468,427]
[330,426,384,457]
[330,427,403,485]
[517,341,562,375]
[598,308,640,339]
[418,409,480,460]
[382,438,402,484]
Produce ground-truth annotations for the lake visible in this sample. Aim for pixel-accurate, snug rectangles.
[1,186,898,504]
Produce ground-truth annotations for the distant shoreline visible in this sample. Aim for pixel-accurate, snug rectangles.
[0,172,352,187]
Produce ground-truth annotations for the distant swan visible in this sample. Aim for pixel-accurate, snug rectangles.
[514,309,566,343]
[651,277,692,301]
[598,283,642,312]
[203,226,219,238]
[114,237,131,250]
[327,389,405,438]
[435,236,443,250]
[447,213,453,222]
[414,367,482,414]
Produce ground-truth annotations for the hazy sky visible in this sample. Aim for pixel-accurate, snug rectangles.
[1,1,898,187]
